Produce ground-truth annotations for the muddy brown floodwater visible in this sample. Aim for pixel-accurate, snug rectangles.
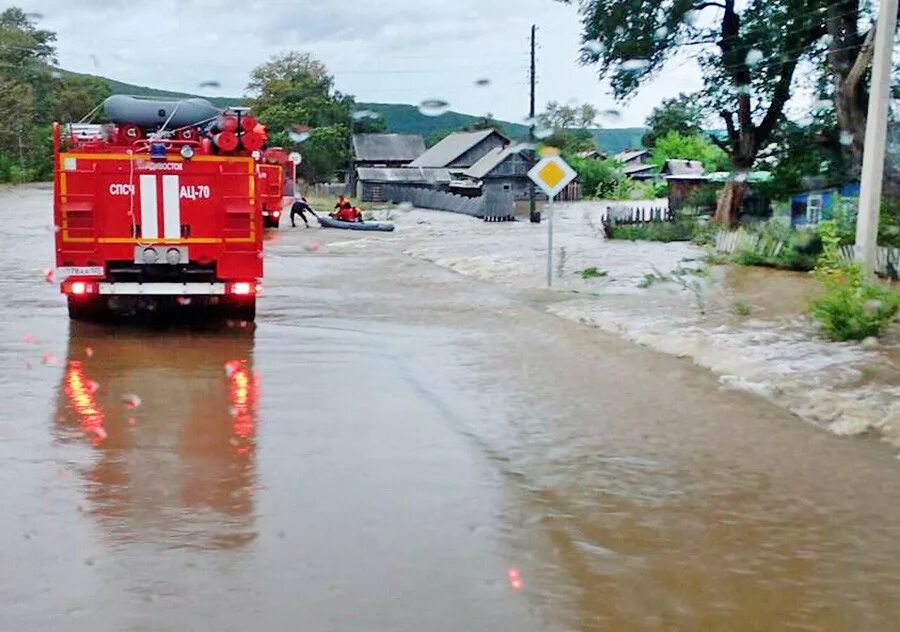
[1,184,899,631]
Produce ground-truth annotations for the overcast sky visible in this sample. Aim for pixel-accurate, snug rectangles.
[18,0,707,127]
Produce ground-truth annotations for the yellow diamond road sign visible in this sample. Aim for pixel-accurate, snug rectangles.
[528,155,577,199]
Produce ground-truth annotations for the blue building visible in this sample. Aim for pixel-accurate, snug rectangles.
[790,182,860,226]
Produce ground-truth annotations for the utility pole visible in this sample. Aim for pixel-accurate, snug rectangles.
[529,24,541,224]
[854,0,898,277]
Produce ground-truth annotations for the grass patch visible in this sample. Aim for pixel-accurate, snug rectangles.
[638,271,669,288]
[732,299,753,317]
[607,220,695,242]
[580,266,608,279]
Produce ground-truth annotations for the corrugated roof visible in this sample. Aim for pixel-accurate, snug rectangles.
[409,129,503,168]
[352,133,425,162]
[464,144,532,179]
[623,163,655,175]
[356,166,452,184]
[577,149,606,159]
[663,159,705,177]
[614,149,650,164]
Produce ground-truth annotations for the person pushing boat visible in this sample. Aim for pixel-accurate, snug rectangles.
[290,195,318,228]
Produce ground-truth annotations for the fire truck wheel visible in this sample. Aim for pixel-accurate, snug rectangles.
[226,299,256,323]
[67,297,107,321]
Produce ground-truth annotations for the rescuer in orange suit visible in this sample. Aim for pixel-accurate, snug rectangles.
[331,196,363,222]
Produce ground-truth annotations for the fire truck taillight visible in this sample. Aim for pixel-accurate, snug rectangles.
[226,282,263,297]
[272,211,281,219]
[63,280,99,295]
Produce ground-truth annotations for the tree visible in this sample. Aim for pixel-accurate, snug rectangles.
[52,74,112,123]
[247,52,357,182]
[822,0,880,175]
[642,93,705,148]
[538,100,599,153]
[650,130,730,172]
[539,100,598,129]
[0,7,56,180]
[562,0,827,226]
[569,156,628,198]
[463,113,506,133]
[755,112,849,201]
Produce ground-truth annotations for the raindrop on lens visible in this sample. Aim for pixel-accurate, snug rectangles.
[43,268,55,283]
[288,128,311,144]
[584,40,604,56]
[474,78,491,87]
[352,110,378,121]
[398,201,414,211]
[534,125,554,140]
[621,59,650,72]
[123,394,142,410]
[198,80,221,89]
[745,49,764,67]
[654,26,669,40]
[522,116,537,127]
[89,54,100,68]
[418,99,449,117]
[602,108,621,122]
[839,131,854,146]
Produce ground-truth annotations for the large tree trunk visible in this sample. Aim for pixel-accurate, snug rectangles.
[714,179,748,227]
[828,2,873,178]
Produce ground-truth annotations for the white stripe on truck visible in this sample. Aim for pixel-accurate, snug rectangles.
[162,175,181,239]
[139,174,159,239]
[98,282,226,295]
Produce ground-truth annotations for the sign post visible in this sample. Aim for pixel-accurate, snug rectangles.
[527,155,577,287]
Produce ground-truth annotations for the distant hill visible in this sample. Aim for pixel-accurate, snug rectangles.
[359,102,646,154]
[78,74,646,154]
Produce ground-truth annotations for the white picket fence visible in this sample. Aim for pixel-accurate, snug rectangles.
[715,229,900,278]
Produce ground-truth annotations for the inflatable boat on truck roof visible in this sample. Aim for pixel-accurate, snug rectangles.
[53,95,282,322]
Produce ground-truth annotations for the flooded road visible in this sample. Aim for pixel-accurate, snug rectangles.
[2,184,899,631]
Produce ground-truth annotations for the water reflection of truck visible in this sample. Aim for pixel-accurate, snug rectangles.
[54,324,260,550]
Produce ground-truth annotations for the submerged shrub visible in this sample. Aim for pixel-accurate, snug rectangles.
[810,220,900,341]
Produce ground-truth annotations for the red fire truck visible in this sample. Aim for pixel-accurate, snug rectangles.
[53,96,278,322]
[259,148,300,229]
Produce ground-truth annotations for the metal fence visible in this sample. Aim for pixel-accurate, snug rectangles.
[382,185,485,218]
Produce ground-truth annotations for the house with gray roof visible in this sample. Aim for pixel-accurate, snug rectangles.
[352,133,425,166]
[355,166,453,202]
[409,129,509,169]
[351,133,426,192]
[462,144,539,203]
[613,148,650,166]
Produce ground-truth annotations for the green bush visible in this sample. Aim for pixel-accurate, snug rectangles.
[608,220,695,242]
[580,266,608,279]
[811,282,900,341]
[810,220,900,341]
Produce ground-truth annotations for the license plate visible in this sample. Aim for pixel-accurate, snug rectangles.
[57,266,104,277]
